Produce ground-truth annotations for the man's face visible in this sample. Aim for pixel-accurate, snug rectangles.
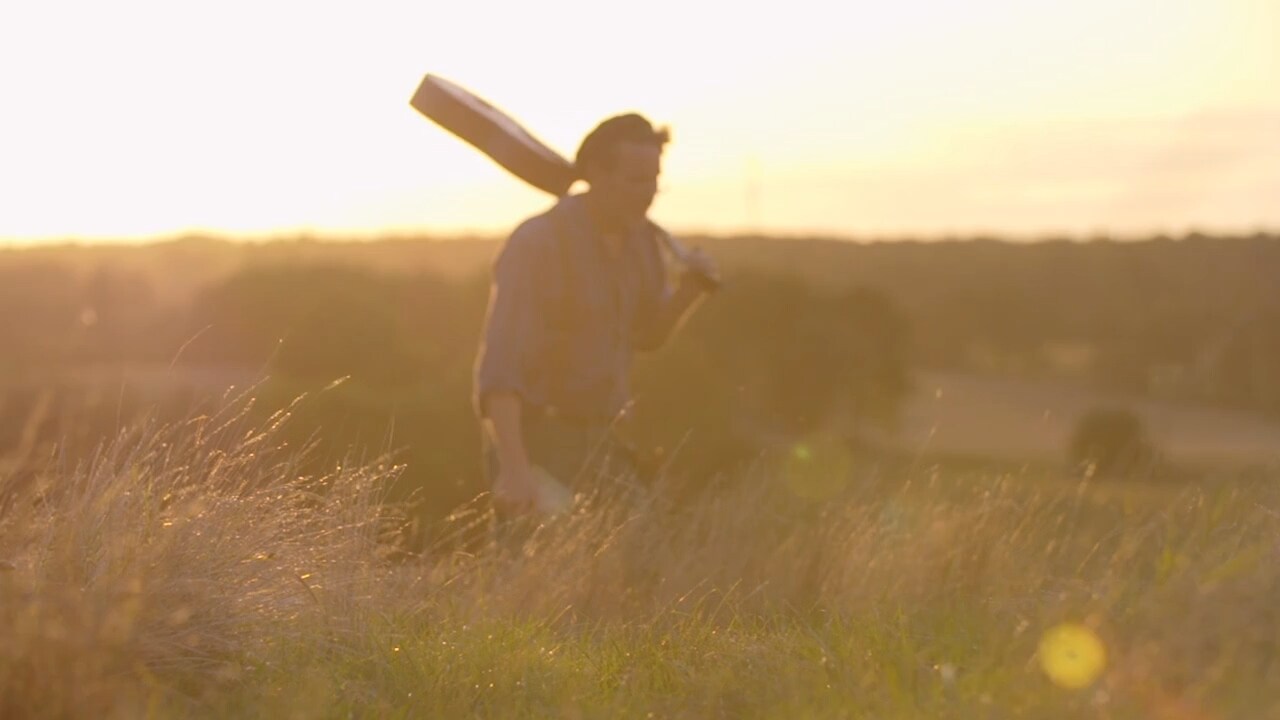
[593,142,662,224]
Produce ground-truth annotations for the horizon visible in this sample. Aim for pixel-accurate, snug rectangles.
[3,0,1278,246]
[6,224,1278,253]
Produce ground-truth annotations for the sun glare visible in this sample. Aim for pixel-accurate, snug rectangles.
[1,0,1276,243]
[1038,624,1108,690]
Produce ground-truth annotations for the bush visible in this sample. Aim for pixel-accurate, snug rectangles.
[629,273,913,480]
[1068,407,1154,477]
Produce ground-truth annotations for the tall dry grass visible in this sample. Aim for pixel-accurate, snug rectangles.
[0,391,409,718]
[1,392,1277,718]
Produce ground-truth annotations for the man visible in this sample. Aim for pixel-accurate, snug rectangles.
[473,113,718,520]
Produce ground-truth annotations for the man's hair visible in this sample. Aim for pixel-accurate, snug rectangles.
[574,113,670,176]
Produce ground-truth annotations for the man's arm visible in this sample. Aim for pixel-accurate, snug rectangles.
[474,223,547,512]
[635,245,719,351]
[483,391,537,512]
[635,275,709,351]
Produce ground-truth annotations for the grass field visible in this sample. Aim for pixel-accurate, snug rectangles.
[903,371,1280,469]
[2,393,1277,719]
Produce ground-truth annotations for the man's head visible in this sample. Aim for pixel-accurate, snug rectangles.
[575,113,669,224]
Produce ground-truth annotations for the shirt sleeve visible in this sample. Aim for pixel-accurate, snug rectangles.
[473,223,549,416]
[632,223,676,352]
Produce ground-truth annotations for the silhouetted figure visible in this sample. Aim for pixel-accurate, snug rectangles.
[473,114,718,541]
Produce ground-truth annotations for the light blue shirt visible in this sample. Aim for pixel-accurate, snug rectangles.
[473,194,671,422]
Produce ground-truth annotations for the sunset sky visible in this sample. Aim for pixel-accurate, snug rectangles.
[2,0,1277,244]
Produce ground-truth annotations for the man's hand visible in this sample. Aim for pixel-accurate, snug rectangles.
[493,462,539,516]
[677,245,721,293]
[483,391,537,516]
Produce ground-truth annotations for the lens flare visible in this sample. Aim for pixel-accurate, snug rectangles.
[1038,623,1107,689]
[784,435,852,500]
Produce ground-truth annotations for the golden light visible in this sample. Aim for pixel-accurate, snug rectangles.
[785,435,853,501]
[1038,623,1108,690]
[1,0,1276,244]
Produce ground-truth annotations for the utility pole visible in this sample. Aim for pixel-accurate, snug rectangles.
[745,154,761,235]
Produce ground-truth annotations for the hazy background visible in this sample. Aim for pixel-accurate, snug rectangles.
[4,5,1280,715]
[2,0,1278,243]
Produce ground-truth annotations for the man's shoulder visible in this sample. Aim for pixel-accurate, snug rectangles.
[644,218,672,242]
[492,199,573,273]
[507,210,557,247]
[504,196,577,251]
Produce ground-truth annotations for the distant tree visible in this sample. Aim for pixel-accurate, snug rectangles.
[630,272,912,478]
[0,262,79,369]
[185,264,421,385]
[1068,407,1154,478]
[70,266,162,363]
[1203,309,1280,416]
